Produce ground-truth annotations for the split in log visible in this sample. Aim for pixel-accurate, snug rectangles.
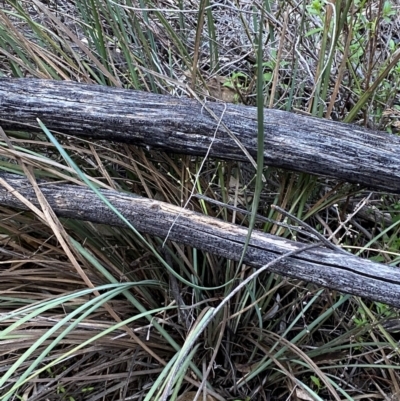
[0,78,400,194]
[0,172,399,308]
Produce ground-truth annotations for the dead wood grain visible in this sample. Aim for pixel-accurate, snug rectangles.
[0,172,399,308]
[0,78,399,193]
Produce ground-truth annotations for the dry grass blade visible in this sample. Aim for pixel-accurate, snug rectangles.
[0,0,400,400]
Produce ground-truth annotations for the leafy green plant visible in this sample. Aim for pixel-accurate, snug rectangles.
[310,375,323,393]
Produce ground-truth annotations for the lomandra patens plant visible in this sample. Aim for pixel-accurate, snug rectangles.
[0,284,174,400]
[1,0,400,400]
[158,247,351,401]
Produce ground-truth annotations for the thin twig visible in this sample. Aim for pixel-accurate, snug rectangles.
[271,204,350,256]
[162,103,227,247]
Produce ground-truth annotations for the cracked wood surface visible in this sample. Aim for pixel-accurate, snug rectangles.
[0,172,399,308]
[0,78,400,193]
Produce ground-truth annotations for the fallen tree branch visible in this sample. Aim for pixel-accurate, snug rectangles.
[0,78,400,193]
[0,172,399,308]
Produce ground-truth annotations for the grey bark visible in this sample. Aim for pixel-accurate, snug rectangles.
[0,172,399,308]
[0,78,400,193]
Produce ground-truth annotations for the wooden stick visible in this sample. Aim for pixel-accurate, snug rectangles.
[0,78,399,193]
[1,172,399,308]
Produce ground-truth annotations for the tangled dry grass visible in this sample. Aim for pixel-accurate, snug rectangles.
[0,0,400,400]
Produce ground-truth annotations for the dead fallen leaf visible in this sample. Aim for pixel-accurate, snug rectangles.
[207,76,236,103]
[296,387,316,401]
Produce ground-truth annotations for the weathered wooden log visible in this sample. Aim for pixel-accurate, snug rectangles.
[0,172,399,308]
[0,78,399,193]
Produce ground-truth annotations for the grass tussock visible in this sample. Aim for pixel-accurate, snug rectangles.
[0,0,400,400]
